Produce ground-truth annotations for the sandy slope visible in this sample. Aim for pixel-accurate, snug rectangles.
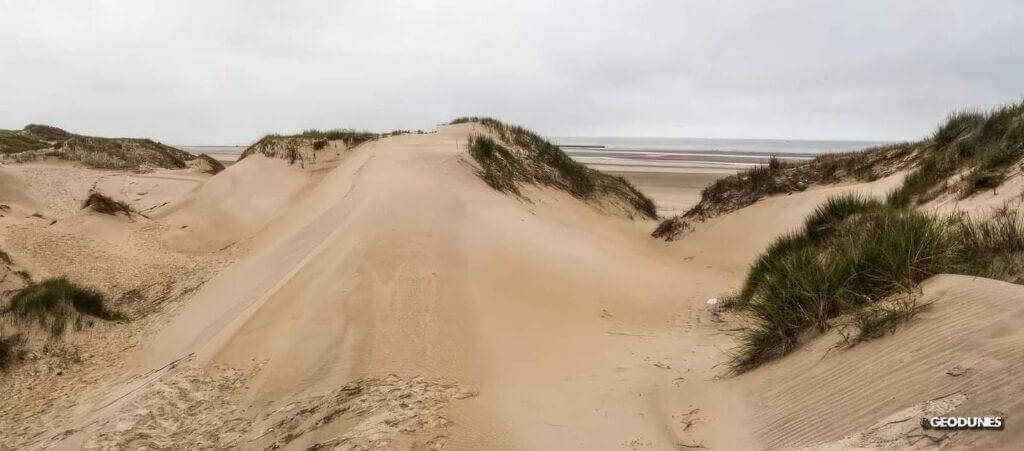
[0,161,235,447]
[742,274,1024,449]
[670,170,1024,449]
[38,125,752,449]
[5,125,1023,449]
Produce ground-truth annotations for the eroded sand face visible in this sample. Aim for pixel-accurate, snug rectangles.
[2,125,1023,449]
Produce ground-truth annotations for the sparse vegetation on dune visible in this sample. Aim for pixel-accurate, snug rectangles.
[0,129,51,154]
[82,192,135,216]
[680,144,916,223]
[0,333,25,371]
[888,102,1024,206]
[0,124,209,170]
[6,277,124,337]
[190,153,226,174]
[0,273,123,371]
[721,102,1024,373]
[727,193,1024,373]
[455,117,657,219]
[659,101,1024,236]
[239,128,380,164]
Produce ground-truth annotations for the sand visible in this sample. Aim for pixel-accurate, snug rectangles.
[2,125,1022,449]
[601,168,732,218]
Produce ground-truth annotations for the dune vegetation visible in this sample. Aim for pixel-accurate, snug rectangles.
[727,194,1024,373]
[239,128,380,164]
[7,278,124,335]
[0,276,123,371]
[190,153,226,175]
[699,101,1024,372]
[1,124,200,170]
[454,117,657,219]
[82,192,136,216]
[655,101,1024,237]
[1,246,123,372]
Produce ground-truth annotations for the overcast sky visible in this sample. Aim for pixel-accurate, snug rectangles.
[1,1,1022,144]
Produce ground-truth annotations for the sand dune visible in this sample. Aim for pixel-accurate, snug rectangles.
[46,125,751,448]
[3,123,1022,449]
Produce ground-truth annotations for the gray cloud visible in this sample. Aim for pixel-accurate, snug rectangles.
[1,0,1022,144]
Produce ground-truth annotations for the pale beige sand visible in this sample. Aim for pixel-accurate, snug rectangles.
[744,274,1024,449]
[2,125,1022,449]
[601,168,733,217]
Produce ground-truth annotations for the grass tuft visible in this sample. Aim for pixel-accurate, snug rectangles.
[887,101,1024,205]
[651,217,692,241]
[934,111,985,144]
[836,296,931,346]
[467,135,525,194]
[82,192,134,216]
[679,101,1024,224]
[194,153,226,174]
[0,333,25,371]
[239,128,380,164]
[6,277,124,337]
[456,117,657,219]
[803,193,887,241]
[0,124,214,170]
[728,194,1024,373]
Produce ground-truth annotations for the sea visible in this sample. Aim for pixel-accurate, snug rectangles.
[180,137,888,172]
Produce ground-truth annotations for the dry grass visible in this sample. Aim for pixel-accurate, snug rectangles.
[683,144,915,221]
[651,216,692,241]
[194,154,226,174]
[674,101,1024,226]
[835,295,932,347]
[82,192,134,216]
[0,333,25,371]
[239,128,380,164]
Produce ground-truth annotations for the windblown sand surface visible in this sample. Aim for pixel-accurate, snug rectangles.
[2,124,1022,449]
